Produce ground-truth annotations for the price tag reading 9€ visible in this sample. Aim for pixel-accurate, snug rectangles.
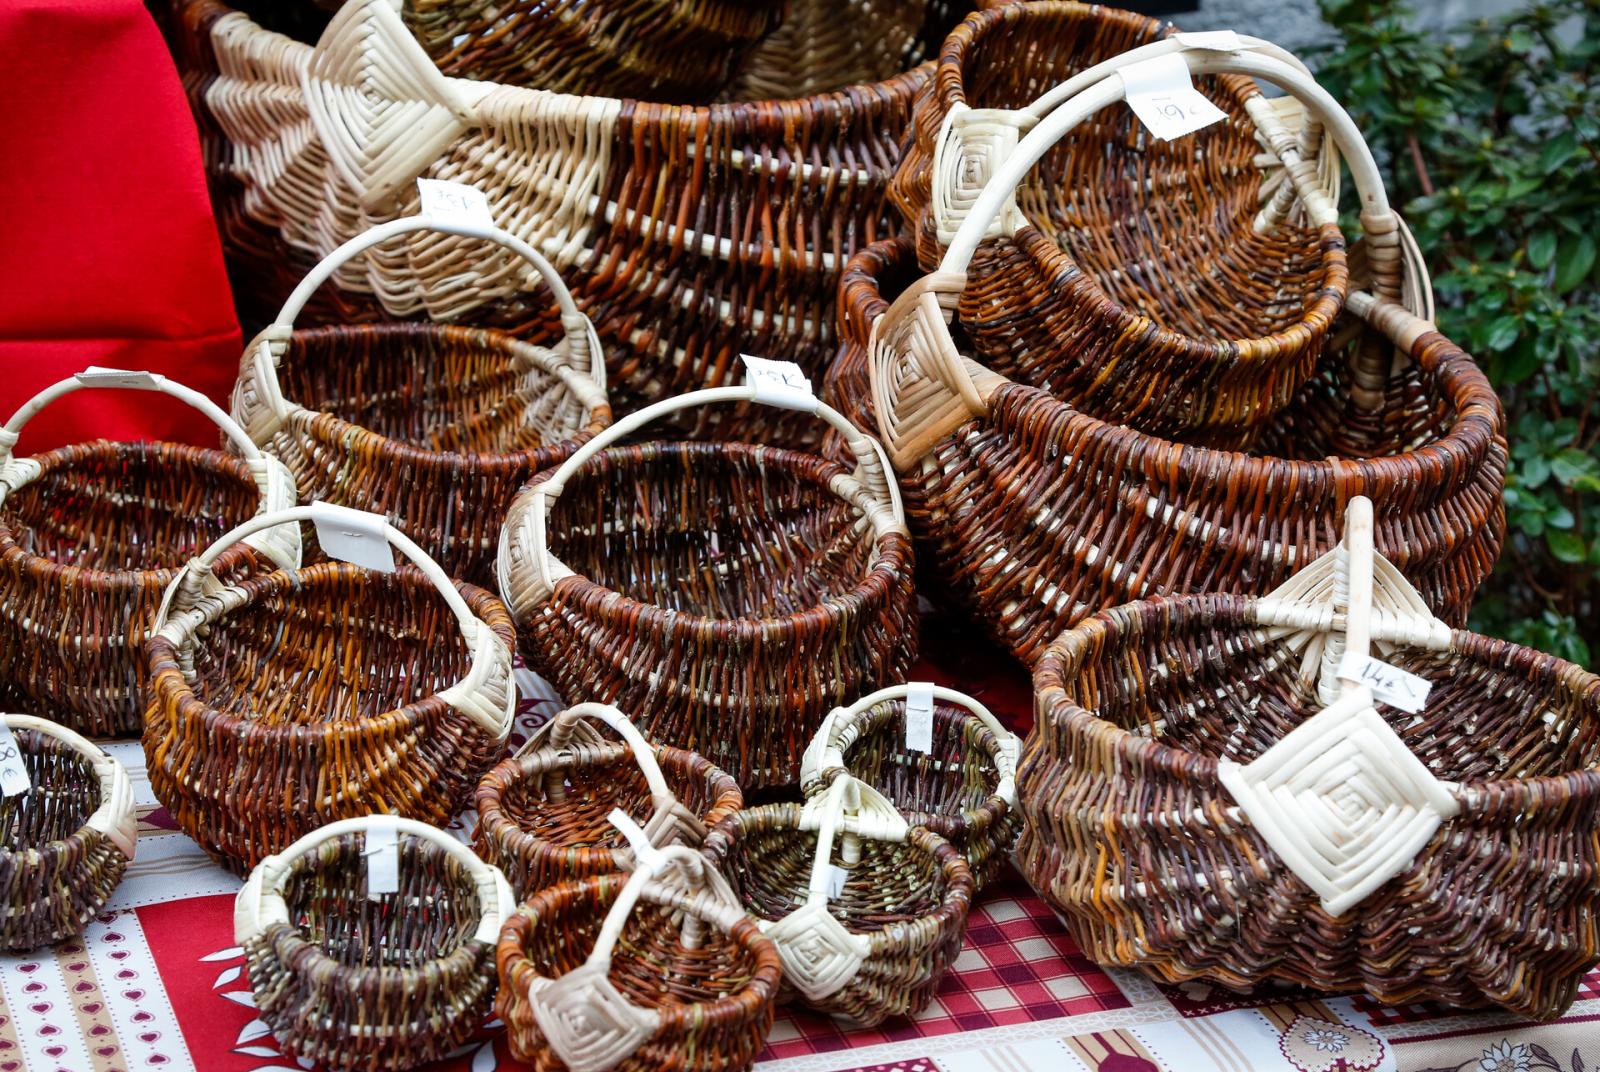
[1119,52,1228,142]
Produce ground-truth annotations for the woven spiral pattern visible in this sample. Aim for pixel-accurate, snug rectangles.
[0,441,272,737]
[143,564,514,872]
[243,831,496,1071]
[0,730,130,951]
[1019,594,1600,1019]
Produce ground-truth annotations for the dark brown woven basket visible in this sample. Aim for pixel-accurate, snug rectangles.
[701,776,974,1025]
[1018,499,1600,1019]
[236,816,514,1072]
[143,506,516,873]
[800,683,1021,892]
[235,215,611,585]
[0,715,136,952]
[473,702,743,899]
[0,370,300,738]
[498,385,918,788]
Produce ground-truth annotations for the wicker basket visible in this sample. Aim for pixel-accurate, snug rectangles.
[0,715,136,952]
[235,815,515,1071]
[143,504,515,873]
[235,212,611,584]
[702,775,973,1025]
[800,683,1021,892]
[169,0,967,442]
[1019,497,1600,1019]
[497,380,918,788]
[0,369,300,738]
[474,702,743,899]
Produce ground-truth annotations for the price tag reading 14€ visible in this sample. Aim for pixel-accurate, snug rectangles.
[1119,52,1228,142]
[1338,652,1433,714]
[0,722,31,798]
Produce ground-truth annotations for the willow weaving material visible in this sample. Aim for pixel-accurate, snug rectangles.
[1019,594,1600,1019]
[837,238,1507,666]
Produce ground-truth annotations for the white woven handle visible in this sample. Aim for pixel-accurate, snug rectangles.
[798,774,908,903]
[527,703,675,806]
[1,714,137,862]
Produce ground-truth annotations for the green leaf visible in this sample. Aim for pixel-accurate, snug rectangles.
[1548,529,1587,563]
[1540,131,1578,174]
[1518,453,1552,489]
[1506,175,1544,200]
[1552,448,1599,486]
[1528,230,1558,269]
[1556,235,1597,294]
[1548,504,1576,529]
[1486,315,1522,351]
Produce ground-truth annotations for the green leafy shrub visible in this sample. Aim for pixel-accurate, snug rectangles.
[1313,0,1600,666]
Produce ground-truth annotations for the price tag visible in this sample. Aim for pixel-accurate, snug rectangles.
[1338,653,1433,713]
[1174,30,1246,52]
[310,501,396,573]
[364,818,399,898]
[416,178,498,231]
[0,723,31,798]
[76,367,160,390]
[904,682,935,755]
[823,864,849,900]
[740,354,817,412]
[1120,52,1229,142]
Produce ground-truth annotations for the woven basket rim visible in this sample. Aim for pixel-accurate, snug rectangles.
[0,730,108,862]
[1033,592,1600,798]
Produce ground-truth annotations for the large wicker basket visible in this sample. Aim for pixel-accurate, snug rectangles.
[800,683,1021,892]
[0,714,137,951]
[143,504,515,872]
[0,369,300,738]
[497,379,918,788]
[235,815,515,1072]
[234,211,611,584]
[473,702,743,899]
[1018,498,1600,1019]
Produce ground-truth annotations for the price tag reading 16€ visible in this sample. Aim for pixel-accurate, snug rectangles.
[1119,52,1229,142]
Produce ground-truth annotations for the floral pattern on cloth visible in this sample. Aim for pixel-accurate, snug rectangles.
[1416,1041,1595,1072]
[1280,1015,1385,1072]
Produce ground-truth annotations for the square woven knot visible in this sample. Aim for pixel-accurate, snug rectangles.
[933,107,1033,244]
[761,899,870,1002]
[528,962,660,1072]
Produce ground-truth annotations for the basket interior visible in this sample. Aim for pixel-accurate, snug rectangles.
[0,732,100,852]
[183,565,476,727]
[277,324,587,454]
[837,703,1000,817]
[280,833,481,968]
[546,443,877,617]
[0,442,262,572]
[499,748,718,849]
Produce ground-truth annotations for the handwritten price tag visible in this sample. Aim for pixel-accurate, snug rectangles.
[310,501,396,573]
[364,818,399,898]
[740,354,817,412]
[0,723,31,798]
[1173,30,1246,52]
[904,682,935,755]
[824,864,849,899]
[1120,52,1228,142]
[76,367,161,390]
[1338,653,1433,713]
[416,178,497,231]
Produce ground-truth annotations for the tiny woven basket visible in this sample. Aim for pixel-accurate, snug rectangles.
[1019,497,1600,1020]
[235,212,611,585]
[498,381,918,789]
[236,816,515,1072]
[800,683,1021,892]
[0,715,137,952]
[143,504,515,873]
[0,369,300,737]
[473,702,743,899]
[498,845,782,1071]
[702,775,973,1025]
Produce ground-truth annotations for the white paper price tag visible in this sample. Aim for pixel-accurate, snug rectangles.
[416,178,498,231]
[1338,653,1433,713]
[76,367,160,390]
[365,818,399,898]
[904,682,935,755]
[608,807,666,874]
[740,354,817,412]
[824,864,849,900]
[0,723,31,798]
[1174,30,1246,52]
[1120,53,1229,142]
[310,501,396,573]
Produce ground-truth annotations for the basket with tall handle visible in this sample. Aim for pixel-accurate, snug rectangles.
[143,504,515,872]
[0,368,299,737]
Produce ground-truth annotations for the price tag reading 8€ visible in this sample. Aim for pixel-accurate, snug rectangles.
[1119,52,1229,142]
[0,723,30,797]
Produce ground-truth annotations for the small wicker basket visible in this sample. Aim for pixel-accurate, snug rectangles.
[144,503,515,872]
[800,683,1021,892]
[498,844,782,1071]
[235,815,515,1072]
[0,368,300,737]
[1019,497,1600,1019]
[497,377,918,788]
[473,702,743,899]
[234,210,611,584]
[0,714,137,951]
[702,775,973,1025]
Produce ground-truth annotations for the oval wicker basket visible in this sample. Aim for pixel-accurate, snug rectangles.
[143,504,515,872]
[498,844,782,1071]
[0,369,300,738]
[0,714,137,952]
[473,702,743,899]
[235,212,611,584]
[498,382,918,788]
[800,683,1021,892]
[1019,497,1600,1020]
[701,775,973,1025]
[235,815,515,1072]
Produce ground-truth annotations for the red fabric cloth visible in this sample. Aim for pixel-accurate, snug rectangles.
[0,0,241,454]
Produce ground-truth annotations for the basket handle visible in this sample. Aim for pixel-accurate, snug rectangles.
[526,702,678,809]
[1333,496,1376,696]
[585,843,739,967]
[798,774,908,905]
[2,713,137,862]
